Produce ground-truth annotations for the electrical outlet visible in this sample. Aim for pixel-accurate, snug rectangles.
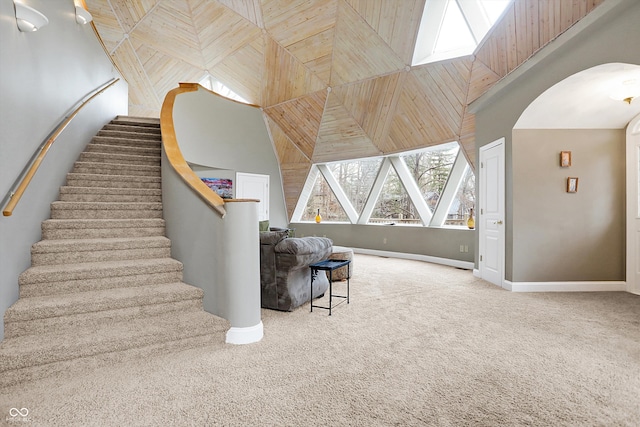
[460,245,464,252]
[383,238,387,244]
[464,245,469,252]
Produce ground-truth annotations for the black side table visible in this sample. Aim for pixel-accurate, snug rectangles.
[309,259,350,315]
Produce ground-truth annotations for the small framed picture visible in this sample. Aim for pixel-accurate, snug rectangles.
[567,177,579,193]
[560,151,572,167]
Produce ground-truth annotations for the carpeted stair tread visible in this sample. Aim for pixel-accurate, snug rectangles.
[90,135,161,148]
[59,186,161,203]
[5,282,203,324]
[0,310,228,374]
[66,172,161,189]
[31,236,171,265]
[72,161,161,177]
[102,123,161,134]
[113,115,160,124]
[41,218,165,239]
[79,151,160,166]
[86,143,161,157]
[51,201,163,219]
[97,130,161,141]
[19,258,183,285]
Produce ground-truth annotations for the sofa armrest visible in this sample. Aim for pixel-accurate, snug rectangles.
[260,229,289,245]
[274,236,332,255]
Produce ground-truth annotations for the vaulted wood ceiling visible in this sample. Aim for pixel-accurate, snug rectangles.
[85,0,605,217]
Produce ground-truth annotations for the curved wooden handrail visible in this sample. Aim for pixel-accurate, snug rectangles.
[160,83,228,217]
[2,78,120,217]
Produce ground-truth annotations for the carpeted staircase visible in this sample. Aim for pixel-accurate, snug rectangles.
[0,116,229,388]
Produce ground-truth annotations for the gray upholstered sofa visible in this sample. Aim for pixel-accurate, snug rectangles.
[259,228,333,311]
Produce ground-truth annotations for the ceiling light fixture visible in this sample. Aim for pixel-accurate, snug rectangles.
[610,78,640,105]
[14,1,49,32]
[75,5,93,24]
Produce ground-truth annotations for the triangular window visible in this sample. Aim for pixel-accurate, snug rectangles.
[369,168,420,225]
[328,158,381,215]
[302,172,349,222]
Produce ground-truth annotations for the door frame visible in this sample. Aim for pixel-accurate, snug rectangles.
[478,138,506,289]
[626,114,640,295]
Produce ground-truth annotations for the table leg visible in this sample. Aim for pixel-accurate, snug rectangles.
[328,270,333,316]
[310,267,314,312]
[347,262,350,304]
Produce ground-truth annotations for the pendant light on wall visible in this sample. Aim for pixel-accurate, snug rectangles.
[13,1,49,32]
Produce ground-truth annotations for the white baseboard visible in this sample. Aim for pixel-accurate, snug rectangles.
[352,248,474,270]
[503,280,626,292]
[226,321,263,345]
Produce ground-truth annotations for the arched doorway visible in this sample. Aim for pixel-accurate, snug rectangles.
[512,63,640,291]
[626,113,640,295]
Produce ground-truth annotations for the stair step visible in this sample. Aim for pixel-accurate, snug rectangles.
[19,258,184,297]
[51,201,163,219]
[86,143,161,157]
[112,116,160,127]
[59,186,162,203]
[90,135,161,148]
[79,151,160,166]
[5,282,203,338]
[97,129,161,141]
[72,161,160,177]
[41,218,166,239]
[31,236,171,266]
[102,123,161,134]
[0,310,228,388]
[66,172,161,189]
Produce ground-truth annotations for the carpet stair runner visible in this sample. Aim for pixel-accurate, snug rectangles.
[0,116,228,388]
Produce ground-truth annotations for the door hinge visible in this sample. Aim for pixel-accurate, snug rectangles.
[480,208,483,215]
[481,162,484,168]
[480,255,483,261]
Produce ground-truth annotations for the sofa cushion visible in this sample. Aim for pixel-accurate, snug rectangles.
[275,236,332,255]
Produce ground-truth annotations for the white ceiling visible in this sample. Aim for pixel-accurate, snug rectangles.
[515,63,640,129]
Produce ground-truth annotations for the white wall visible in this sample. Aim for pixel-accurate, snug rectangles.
[173,88,288,227]
[0,0,127,340]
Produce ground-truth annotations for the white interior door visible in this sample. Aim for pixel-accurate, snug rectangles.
[626,114,640,295]
[479,138,505,288]
[236,172,269,221]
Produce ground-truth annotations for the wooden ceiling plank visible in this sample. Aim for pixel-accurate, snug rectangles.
[346,0,425,64]
[215,0,264,28]
[330,0,405,87]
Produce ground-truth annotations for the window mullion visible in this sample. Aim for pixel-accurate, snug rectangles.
[430,151,468,226]
[389,157,432,226]
[292,165,320,222]
[317,164,359,224]
[358,158,392,224]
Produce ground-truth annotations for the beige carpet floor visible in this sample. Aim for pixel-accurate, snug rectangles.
[1,254,639,426]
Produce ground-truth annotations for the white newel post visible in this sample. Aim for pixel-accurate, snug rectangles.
[222,200,263,344]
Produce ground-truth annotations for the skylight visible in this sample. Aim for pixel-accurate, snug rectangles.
[412,0,512,66]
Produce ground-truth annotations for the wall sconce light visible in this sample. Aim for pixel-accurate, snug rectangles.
[75,5,93,24]
[14,1,49,32]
